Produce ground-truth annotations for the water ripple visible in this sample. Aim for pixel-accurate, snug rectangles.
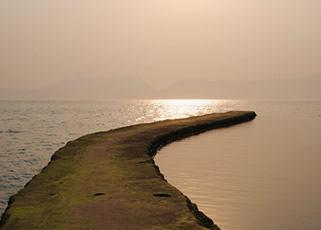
[0,99,320,219]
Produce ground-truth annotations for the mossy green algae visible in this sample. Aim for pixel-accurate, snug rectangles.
[0,111,256,230]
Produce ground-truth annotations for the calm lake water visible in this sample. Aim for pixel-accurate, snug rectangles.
[0,99,320,229]
[156,115,321,230]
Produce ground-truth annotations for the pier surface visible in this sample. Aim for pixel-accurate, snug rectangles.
[0,111,256,230]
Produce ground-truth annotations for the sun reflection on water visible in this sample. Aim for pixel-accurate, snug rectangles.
[148,99,235,121]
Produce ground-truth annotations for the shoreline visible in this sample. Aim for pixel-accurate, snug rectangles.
[0,111,256,230]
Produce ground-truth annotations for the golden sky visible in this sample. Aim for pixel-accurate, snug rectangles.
[1,0,321,89]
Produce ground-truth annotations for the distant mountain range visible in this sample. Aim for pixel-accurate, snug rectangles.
[157,77,321,100]
[1,76,320,100]
[0,76,152,100]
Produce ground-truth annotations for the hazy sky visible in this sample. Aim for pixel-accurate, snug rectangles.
[1,0,321,89]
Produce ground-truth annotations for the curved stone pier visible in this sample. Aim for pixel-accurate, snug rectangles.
[0,111,256,230]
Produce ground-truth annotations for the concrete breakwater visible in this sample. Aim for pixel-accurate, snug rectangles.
[0,111,256,230]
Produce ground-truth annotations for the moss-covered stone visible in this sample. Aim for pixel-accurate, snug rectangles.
[0,111,256,230]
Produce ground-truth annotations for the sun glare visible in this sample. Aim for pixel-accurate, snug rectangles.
[147,99,226,121]
[157,99,215,106]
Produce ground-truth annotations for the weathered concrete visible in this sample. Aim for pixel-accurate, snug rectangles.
[0,111,256,230]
